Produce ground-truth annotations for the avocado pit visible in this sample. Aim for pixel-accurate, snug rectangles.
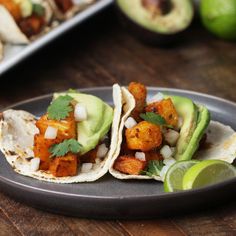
[141,0,172,17]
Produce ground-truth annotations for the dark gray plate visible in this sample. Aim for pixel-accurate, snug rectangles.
[0,87,236,219]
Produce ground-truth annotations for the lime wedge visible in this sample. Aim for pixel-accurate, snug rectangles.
[183,160,236,190]
[164,160,199,192]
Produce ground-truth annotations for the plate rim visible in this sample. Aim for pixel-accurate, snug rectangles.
[2,86,236,111]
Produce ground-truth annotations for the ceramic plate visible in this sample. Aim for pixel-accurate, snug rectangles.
[0,87,235,219]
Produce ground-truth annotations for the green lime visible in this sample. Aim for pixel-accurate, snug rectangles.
[183,160,236,190]
[164,160,199,192]
[200,0,236,40]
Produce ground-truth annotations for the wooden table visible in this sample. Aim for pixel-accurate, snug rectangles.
[0,6,236,236]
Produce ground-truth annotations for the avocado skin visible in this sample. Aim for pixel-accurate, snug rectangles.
[166,95,210,161]
[115,0,194,46]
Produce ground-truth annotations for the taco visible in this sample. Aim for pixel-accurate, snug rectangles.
[0,84,123,183]
[109,83,236,181]
[48,0,94,20]
[0,0,53,44]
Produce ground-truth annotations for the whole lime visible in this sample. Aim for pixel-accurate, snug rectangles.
[200,0,236,40]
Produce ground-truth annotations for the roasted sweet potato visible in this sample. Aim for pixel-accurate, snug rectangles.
[33,134,61,170]
[49,154,78,177]
[0,0,21,21]
[125,121,162,151]
[54,0,73,13]
[113,156,146,175]
[19,15,45,37]
[145,98,179,127]
[128,82,147,121]
[35,112,76,141]
[145,150,163,162]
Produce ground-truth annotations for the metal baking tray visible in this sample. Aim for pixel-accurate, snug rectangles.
[0,0,113,76]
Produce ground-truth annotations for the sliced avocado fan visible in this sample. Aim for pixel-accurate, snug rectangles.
[166,95,210,161]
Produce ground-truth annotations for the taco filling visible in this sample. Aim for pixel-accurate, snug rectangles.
[0,85,123,183]
[111,82,210,180]
[0,0,51,38]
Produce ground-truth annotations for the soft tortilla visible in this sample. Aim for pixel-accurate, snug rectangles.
[0,84,123,183]
[109,87,236,181]
[0,5,29,44]
[0,1,52,44]
[195,121,236,163]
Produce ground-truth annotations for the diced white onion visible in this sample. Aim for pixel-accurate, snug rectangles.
[176,117,183,130]
[171,147,176,155]
[74,104,87,121]
[44,126,58,139]
[147,92,164,104]
[81,163,93,173]
[159,166,169,180]
[163,157,176,167]
[97,144,108,158]
[135,152,146,161]
[164,129,180,146]
[30,158,40,172]
[124,117,137,129]
[160,145,173,159]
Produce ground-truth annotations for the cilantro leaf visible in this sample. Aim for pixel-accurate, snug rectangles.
[47,95,73,120]
[49,139,82,158]
[140,112,166,126]
[142,160,164,177]
[33,3,45,17]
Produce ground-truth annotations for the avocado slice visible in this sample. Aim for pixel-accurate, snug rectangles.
[53,92,113,155]
[178,105,210,160]
[116,0,194,44]
[166,95,210,161]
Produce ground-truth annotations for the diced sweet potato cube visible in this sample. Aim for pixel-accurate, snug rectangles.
[35,113,76,141]
[145,151,163,162]
[128,82,147,121]
[145,98,179,127]
[125,121,162,151]
[19,15,45,38]
[49,154,78,177]
[113,156,146,175]
[33,134,61,164]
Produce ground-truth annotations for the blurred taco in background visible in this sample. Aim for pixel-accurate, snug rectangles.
[0,0,53,44]
[48,0,94,20]
[109,83,236,181]
[0,84,123,183]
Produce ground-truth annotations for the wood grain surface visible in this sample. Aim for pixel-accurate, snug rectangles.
[0,5,236,236]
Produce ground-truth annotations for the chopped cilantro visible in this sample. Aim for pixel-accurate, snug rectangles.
[140,112,173,128]
[142,160,164,177]
[47,95,73,120]
[33,4,45,17]
[140,112,166,125]
[49,139,82,158]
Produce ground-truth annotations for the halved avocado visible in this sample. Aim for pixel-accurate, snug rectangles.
[116,0,194,45]
[166,95,210,161]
